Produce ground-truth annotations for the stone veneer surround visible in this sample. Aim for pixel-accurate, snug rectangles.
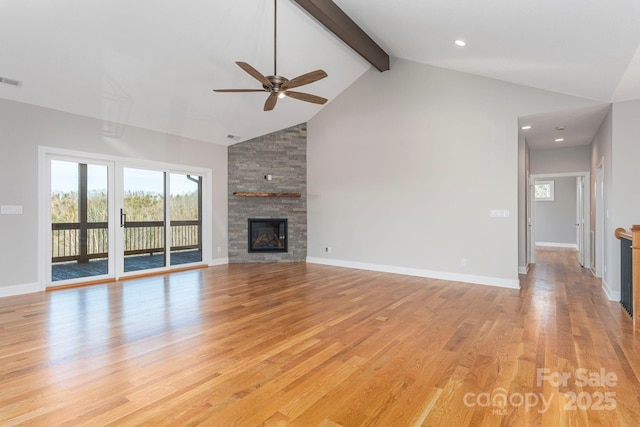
[228,123,307,262]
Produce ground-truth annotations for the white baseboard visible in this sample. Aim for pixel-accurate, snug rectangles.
[602,279,620,301]
[535,242,577,249]
[306,257,520,290]
[0,282,44,298]
[209,257,229,266]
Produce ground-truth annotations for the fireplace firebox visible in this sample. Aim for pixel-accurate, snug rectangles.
[248,218,288,253]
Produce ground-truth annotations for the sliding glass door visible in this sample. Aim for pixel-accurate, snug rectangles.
[121,167,167,273]
[46,152,208,287]
[50,160,110,282]
[170,173,203,266]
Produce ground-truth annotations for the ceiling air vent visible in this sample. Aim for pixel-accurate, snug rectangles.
[0,76,23,87]
[226,134,241,142]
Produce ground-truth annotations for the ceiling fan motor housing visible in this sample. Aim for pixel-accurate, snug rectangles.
[265,75,288,92]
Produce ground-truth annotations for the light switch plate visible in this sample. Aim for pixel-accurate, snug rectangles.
[1,205,23,215]
[490,209,510,218]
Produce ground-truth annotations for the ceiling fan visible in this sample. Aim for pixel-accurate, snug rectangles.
[213,0,328,111]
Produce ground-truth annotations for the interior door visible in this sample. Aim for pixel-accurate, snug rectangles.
[120,167,167,274]
[576,176,585,267]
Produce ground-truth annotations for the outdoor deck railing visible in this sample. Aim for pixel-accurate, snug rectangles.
[52,220,200,263]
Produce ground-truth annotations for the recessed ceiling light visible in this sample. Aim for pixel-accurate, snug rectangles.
[555,125,566,131]
[555,138,565,142]
[454,40,467,47]
[521,125,532,130]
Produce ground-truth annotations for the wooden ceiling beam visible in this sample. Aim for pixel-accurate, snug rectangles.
[291,0,390,72]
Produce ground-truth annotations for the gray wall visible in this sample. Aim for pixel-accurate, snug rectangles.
[529,145,591,174]
[228,124,307,263]
[609,100,640,298]
[0,98,228,295]
[591,108,613,290]
[308,58,598,287]
[535,177,577,245]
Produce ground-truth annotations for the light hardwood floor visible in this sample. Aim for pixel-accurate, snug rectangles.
[1,248,640,426]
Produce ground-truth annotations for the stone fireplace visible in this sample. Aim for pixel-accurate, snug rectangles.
[227,123,307,263]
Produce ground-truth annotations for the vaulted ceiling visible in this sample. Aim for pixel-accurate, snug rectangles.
[1,0,639,147]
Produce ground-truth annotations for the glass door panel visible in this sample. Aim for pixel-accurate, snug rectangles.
[169,173,203,266]
[122,168,166,273]
[51,160,109,281]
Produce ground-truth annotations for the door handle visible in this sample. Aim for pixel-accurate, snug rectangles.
[120,209,126,228]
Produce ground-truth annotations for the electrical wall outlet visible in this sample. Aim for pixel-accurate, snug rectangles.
[325,247,332,253]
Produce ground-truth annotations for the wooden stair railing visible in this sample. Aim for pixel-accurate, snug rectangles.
[615,225,640,332]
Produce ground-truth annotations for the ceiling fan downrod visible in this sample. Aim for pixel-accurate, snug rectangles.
[273,0,277,77]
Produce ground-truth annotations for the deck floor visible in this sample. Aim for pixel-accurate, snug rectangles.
[52,250,202,281]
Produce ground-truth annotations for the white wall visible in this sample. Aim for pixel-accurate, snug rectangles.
[307,58,597,288]
[0,99,228,295]
[534,176,577,245]
[609,100,640,299]
[529,145,591,174]
[590,108,613,296]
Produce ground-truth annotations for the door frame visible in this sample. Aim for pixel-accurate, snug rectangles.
[39,146,213,288]
[594,159,605,277]
[529,171,591,269]
[43,153,117,286]
[576,176,585,266]
[527,174,536,265]
[116,163,170,278]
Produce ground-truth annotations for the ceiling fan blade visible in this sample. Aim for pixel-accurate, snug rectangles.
[264,93,278,111]
[213,89,266,92]
[284,91,328,105]
[281,70,327,90]
[236,62,273,88]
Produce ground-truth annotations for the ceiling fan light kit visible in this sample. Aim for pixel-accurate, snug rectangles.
[213,0,328,111]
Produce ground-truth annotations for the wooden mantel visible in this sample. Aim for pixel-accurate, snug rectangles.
[233,192,301,198]
[615,225,640,332]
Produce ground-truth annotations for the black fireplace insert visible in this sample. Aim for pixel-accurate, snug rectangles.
[248,218,287,253]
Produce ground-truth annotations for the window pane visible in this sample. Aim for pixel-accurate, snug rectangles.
[535,181,554,201]
[170,173,202,266]
[51,161,108,281]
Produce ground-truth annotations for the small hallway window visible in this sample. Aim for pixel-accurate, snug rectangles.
[535,180,554,201]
